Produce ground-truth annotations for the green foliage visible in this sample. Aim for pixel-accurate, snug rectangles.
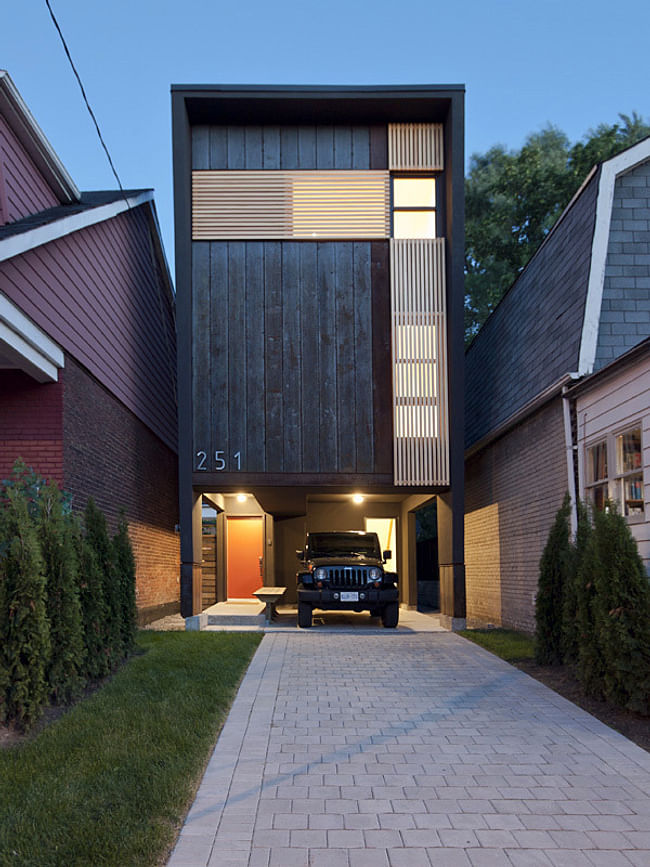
[0,488,50,729]
[574,509,604,695]
[39,482,86,704]
[112,511,137,654]
[0,632,262,867]
[589,505,650,714]
[84,498,123,669]
[77,524,109,681]
[465,113,650,342]
[561,500,591,663]
[460,628,534,662]
[535,493,571,665]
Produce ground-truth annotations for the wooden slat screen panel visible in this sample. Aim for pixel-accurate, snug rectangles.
[388,124,444,171]
[192,170,389,240]
[390,238,449,485]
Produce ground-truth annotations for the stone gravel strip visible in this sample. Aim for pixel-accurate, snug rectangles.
[168,631,650,866]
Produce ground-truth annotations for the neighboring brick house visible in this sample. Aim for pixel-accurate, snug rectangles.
[465,136,650,633]
[0,70,179,623]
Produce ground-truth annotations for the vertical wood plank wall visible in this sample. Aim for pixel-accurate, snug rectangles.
[191,123,391,477]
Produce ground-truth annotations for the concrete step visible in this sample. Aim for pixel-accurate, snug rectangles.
[205,600,266,626]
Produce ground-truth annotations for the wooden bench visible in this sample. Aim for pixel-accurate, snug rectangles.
[253,587,287,623]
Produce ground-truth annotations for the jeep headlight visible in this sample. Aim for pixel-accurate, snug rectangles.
[314,567,327,582]
[368,567,382,582]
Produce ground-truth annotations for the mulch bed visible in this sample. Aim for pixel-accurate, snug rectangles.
[513,659,649,753]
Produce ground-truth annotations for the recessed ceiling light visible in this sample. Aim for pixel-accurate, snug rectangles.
[352,494,364,504]
[236,493,247,503]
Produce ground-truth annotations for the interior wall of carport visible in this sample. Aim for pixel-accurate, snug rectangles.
[272,496,437,607]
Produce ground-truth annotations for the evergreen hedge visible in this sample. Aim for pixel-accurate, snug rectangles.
[39,481,86,704]
[535,493,571,665]
[0,461,138,729]
[537,495,650,715]
[0,488,50,728]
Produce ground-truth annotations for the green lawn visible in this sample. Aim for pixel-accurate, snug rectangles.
[0,631,262,867]
[459,627,535,662]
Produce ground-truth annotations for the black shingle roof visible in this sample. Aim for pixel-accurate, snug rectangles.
[0,190,150,243]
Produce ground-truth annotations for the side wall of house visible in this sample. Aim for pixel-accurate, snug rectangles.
[595,160,650,370]
[0,369,64,482]
[63,357,180,622]
[0,205,177,449]
[0,112,59,223]
[576,353,650,572]
[464,399,568,633]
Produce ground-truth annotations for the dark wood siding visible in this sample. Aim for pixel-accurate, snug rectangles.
[189,121,390,480]
[0,113,59,222]
[0,205,177,449]
[191,123,376,170]
[192,240,390,477]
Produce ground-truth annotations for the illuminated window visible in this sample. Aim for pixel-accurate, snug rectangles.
[392,176,436,239]
[585,428,645,518]
[616,428,643,516]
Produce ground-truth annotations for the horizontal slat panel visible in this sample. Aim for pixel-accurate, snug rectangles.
[390,238,449,486]
[192,170,389,239]
[388,124,444,171]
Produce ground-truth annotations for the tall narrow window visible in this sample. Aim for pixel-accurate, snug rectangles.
[615,428,643,516]
[586,440,608,511]
[392,176,436,239]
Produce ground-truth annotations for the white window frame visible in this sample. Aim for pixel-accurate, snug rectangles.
[584,423,645,522]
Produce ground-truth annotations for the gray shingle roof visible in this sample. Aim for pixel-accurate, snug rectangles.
[465,170,600,450]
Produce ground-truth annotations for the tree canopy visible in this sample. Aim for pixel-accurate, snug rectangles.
[465,113,650,344]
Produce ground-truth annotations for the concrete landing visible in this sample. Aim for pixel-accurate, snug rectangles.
[187,604,446,634]
[206,600,266,626]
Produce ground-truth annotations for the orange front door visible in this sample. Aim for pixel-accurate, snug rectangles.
[227,517,263,599]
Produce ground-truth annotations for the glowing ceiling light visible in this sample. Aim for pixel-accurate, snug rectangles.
[352,494,364,504]
[236,493,247,503]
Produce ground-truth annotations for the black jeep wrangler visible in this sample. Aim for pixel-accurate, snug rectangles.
[296,530,399,628]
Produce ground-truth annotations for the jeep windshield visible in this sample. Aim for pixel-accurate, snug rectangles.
[307,533,380,558]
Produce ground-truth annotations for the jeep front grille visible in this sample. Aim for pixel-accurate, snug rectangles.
[322,566,369,587]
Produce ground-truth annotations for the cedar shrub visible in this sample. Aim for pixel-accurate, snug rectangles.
[113,511,137,654]
[590,504,650,714]
[0,488,50,729]
[535,493,571,665]
[39,481,86,704]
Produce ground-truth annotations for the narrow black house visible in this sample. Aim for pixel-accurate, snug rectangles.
[172,85,465,627]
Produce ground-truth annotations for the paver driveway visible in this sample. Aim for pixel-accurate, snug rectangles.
[168,631,650,867]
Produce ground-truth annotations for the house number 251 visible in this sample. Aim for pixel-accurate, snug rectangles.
[195,450,241,471]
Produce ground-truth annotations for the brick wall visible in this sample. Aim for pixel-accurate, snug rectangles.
[465,399,568,633]
[596,160,650,369]
[0,370,64,482]
[62,357,180,622]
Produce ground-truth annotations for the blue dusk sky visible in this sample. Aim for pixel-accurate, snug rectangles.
[2,0,649,276]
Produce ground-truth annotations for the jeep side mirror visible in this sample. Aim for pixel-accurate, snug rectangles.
[296,549,305,561]
[383,550,392,561]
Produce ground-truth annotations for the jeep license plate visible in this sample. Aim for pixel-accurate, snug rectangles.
[340,591,359,602]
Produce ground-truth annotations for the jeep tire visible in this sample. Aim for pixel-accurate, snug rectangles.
[381,601,399,629]
[298,601,312,628]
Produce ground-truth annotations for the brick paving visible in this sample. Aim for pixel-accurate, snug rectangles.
[168,631,650,866]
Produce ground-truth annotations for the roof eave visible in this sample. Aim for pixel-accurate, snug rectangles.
[0,70,80,204]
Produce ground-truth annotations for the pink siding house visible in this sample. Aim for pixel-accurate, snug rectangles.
[0,70,179,622]
[570,338,650,573]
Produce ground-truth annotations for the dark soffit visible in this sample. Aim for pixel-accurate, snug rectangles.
[171,84,464,125]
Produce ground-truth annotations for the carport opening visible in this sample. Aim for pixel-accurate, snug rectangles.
[416,500,439,611]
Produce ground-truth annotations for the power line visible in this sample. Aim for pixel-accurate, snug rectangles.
[44,0,126,195]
